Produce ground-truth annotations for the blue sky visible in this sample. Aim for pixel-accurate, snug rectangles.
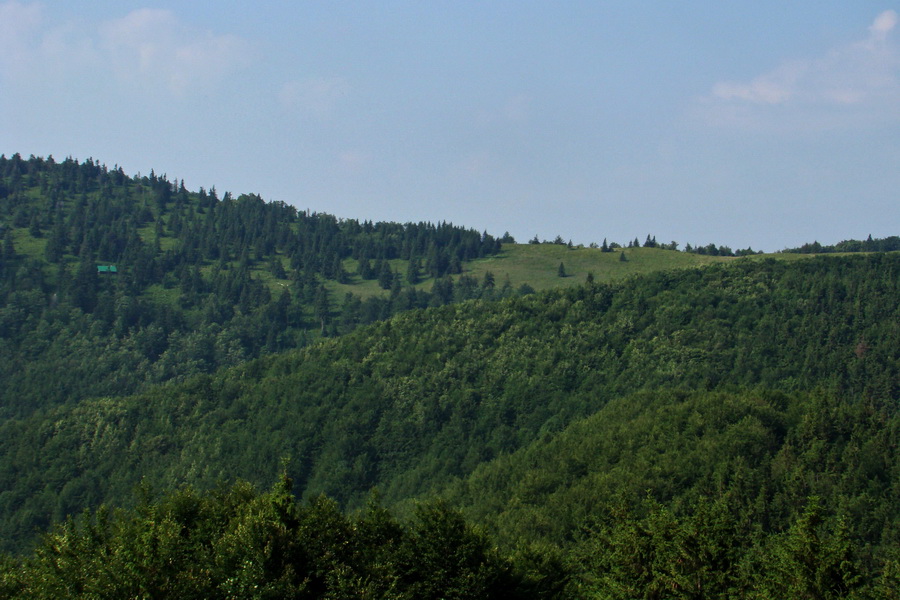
[2,1,898,251]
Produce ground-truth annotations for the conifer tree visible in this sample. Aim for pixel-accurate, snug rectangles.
[378,261,394,290]
[2,230,14,260]
[314,284,330,334]
[481,271,495,294]
[406,258,420,285]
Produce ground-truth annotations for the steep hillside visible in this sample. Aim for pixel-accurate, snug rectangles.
[433,385,900,597]
[0,154,749,420]
[3,153,899,595]
[1,253,897,555]
[441,386,899,551]
[0,154,504,416]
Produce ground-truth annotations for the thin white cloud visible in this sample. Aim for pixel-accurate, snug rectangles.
[99,8,251,95]
[712,61,803,105]
[0,2,251,96]
[279,77,350,119]
[0,0,43,71]
[870,9,898,44]
[702,10,900,130]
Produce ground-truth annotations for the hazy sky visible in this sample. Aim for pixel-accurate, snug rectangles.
[2,2,898,251]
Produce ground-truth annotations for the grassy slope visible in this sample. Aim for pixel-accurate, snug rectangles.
[321,244,740,301]
[6,197,815,304]
[326,244,829,300]
[462,244,732,290]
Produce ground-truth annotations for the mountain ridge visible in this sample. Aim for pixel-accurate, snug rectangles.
[2,153,899,596]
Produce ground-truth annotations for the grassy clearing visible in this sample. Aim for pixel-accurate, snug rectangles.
[141,284,181,306]
[461,244,735,291]
[11,229,47,259]
[324,246,823,299]
[328,258,421,300]
[3,218,844,305]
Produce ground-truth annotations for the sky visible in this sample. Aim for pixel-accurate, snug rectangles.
[2,1,899,252]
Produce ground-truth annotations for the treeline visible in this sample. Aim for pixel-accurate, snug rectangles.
[529,233,762,256]
[0,154,501,280]
[0,476,566,599]
[782,234,900,254]
[1,253,897,555]
[0,154,505,417]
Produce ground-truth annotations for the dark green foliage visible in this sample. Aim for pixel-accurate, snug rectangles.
[406,257,420,284]
[784,234,900,254]
[446,387,900,598]
[2,154,899,595]
[0,155,503,418]
[764,499,863,599]
[1,231,14,260]
[684,242,736,256]
[566,490,885,599]
[1,479,545,599]
[481,271,496,298]
[1,253,898,561]
[378,259,395,289]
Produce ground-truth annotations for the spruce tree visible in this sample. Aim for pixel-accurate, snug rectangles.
[378,261,394,290]
[2,230,14,260]
[314,285,330,334]
[481,270,495,291]
[406,258,420,285]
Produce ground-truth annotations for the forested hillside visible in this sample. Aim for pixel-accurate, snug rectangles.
[441,387,900,596]
[0,153,760,421]
[0,154,503,418]
[2,154,899,597]
[1,254,897,584]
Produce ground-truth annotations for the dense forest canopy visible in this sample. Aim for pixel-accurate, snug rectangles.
[1,252,898,596]
[0,153,507,418]
[1,154,899,597]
